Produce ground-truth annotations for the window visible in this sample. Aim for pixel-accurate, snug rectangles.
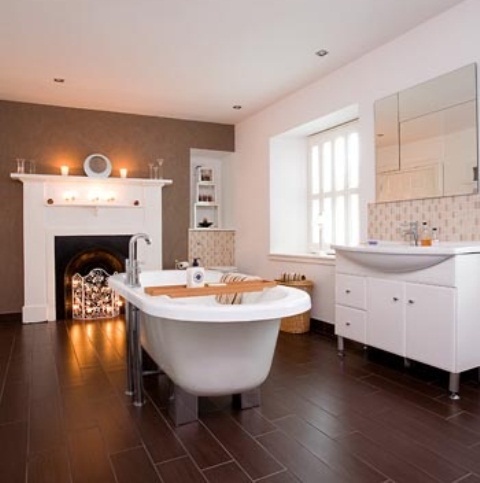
[308,121,360,252]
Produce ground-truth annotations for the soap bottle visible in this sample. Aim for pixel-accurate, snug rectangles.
[432,227,439,245]
[420,222,432,247]
[186,258,205,288]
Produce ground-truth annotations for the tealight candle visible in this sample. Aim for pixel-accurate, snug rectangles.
[120,168,128,178]
[60,165,69,176]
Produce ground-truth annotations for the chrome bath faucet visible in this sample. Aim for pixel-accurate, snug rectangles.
[126,233,152,287]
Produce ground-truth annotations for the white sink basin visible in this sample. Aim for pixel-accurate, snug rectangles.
[333,242,480,272]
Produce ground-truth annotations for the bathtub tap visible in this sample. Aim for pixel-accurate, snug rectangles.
[126,233,152,287]
[125,233,152,405]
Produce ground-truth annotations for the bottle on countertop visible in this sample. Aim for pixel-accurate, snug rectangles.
[432,227,439,245]
[420,221,432,247]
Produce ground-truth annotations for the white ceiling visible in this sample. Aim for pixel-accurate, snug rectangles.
[0,0,465,124]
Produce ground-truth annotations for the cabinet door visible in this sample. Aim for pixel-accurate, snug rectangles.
[336,274,367,309]
[335,305,367,344]
[405,283,456,371]
[367,278,406,356]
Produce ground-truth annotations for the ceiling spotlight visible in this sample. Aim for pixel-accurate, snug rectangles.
[232,105,242,110]
[315,49,329,57]
[53,78,65,83]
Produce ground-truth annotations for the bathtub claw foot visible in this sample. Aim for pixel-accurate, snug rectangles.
[233,388,261,409]
[169,384,198,426]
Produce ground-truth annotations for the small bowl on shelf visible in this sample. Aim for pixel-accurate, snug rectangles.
[198,220,213,228]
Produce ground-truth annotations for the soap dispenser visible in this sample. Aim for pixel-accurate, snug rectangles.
[420,222,432,247]
[186,258,204,288]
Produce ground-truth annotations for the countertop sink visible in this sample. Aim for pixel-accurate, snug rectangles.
[332,241,480,272]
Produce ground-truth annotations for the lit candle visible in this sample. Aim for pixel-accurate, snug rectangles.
[120,168,128,178]
[60,165,69,176]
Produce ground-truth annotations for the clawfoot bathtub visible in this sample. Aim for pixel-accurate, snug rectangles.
[109,270,311,424]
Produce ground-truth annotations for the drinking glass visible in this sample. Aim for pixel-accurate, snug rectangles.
[16,158,25,173]
[156,158,164,179]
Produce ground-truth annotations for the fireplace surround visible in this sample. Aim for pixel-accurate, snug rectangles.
[12,173,172,323]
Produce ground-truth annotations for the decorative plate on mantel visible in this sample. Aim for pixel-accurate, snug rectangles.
[83,153,112,178]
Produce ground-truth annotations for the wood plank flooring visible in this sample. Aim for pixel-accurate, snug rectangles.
[0,316,480,482]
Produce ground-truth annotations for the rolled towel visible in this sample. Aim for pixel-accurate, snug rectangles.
[215,272,262,305]
[279,272,306,282]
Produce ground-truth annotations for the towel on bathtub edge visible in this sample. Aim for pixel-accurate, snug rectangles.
[215,273,262,305]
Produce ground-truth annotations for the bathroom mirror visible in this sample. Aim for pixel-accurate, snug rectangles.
[375,63,478,202]
[83,153,112,178]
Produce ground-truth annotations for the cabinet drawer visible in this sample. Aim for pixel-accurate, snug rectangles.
[335,305,367,343]
[336,274,367,309]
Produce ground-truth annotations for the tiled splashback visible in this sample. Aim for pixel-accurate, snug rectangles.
[188,229,235,267]
[368,193,480,242]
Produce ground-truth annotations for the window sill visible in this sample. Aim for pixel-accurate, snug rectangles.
[269,252,336,265]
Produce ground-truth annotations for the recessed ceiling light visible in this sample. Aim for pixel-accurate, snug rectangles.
[232,105,242,110]
[315,49,329,57]
[53,78,65,83]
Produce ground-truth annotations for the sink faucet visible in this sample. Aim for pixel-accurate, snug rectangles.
[126,233,152,287]
[401,221,419,246]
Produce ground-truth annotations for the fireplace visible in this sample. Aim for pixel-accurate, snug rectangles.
[55,235,130,320]
[11,173,171,323]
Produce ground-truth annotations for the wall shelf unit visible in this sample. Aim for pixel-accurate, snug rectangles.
[194,166,220,228]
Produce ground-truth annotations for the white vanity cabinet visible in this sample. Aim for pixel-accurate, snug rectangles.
[334,247,480,398]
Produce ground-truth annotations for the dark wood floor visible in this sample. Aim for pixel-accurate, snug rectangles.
[1,317,480,483]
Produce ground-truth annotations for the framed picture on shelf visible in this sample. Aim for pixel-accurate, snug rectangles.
[198,167,214,182]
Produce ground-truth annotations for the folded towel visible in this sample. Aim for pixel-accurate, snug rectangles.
[215,272,261,305]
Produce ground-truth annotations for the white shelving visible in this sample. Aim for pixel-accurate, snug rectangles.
[193,167,220,228]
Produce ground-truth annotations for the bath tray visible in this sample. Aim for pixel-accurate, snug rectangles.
[144,280,277,298]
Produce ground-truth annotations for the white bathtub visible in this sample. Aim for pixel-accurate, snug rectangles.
[109,269,311,397]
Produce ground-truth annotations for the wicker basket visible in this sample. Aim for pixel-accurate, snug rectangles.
[276,280,313,333]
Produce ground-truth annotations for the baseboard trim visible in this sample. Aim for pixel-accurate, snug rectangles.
[310,318,335,338]
[0,312,22,323]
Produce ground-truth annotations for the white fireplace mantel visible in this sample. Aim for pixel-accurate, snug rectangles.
[12,173,172,323]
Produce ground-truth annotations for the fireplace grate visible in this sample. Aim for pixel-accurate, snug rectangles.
[72,268,121,319]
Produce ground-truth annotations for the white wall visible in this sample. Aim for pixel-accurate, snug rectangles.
[270,136,308,253]
[233,0,480,323]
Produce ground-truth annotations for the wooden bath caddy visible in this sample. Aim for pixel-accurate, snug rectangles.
[144,280,277,298]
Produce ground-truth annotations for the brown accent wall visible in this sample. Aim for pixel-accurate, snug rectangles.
[0,100,234,315]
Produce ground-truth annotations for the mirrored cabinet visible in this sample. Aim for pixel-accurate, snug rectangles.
[375,63,478,202]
